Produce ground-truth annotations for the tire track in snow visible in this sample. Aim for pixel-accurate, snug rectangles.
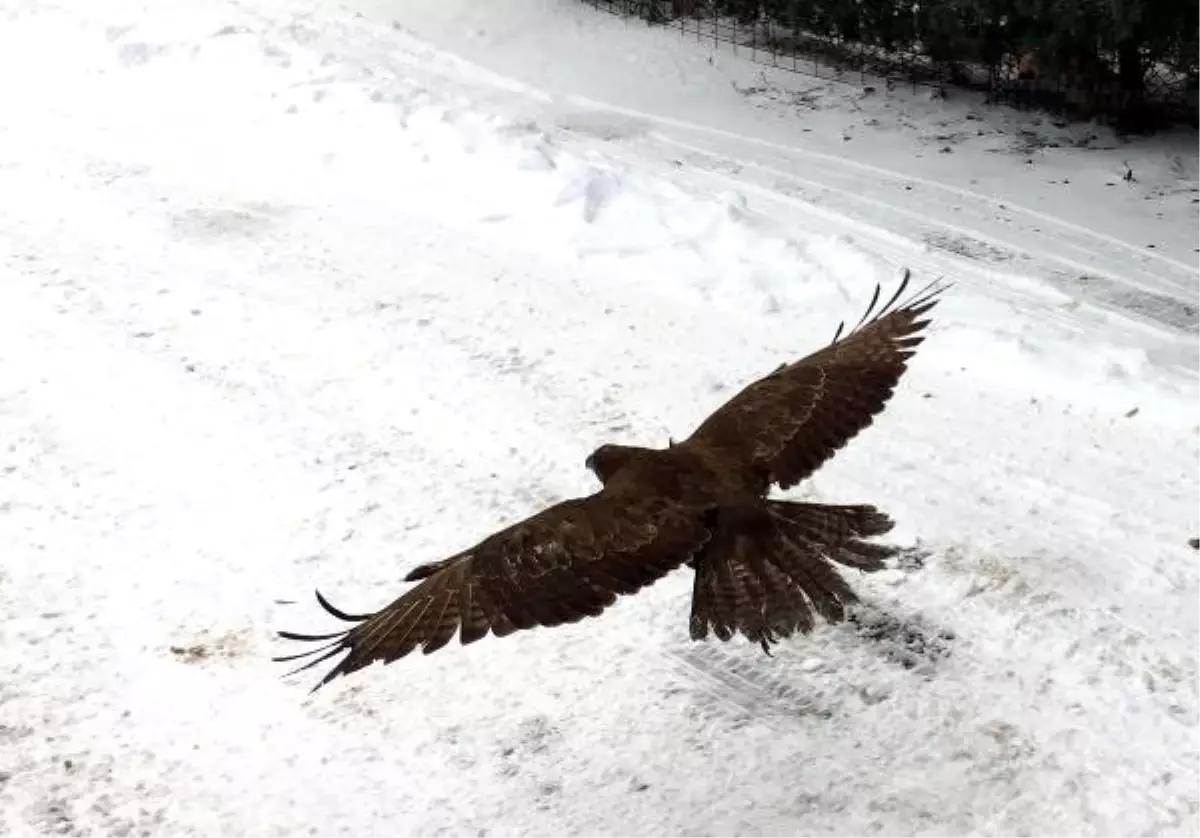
[534,119,1196,381]
[561,92,1200,278]
[553,122,1197,341]
[649,132,1200,334]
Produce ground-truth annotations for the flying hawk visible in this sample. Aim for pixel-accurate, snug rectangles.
[277,271,945,690]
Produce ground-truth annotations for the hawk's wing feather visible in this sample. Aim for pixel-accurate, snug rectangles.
[684,271,946,489]
[276,490,712,690]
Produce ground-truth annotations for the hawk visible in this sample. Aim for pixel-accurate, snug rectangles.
[277,271,945,690]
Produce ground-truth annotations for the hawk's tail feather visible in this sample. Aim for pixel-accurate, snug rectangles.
[690,529,817,650]
[689,501,902,650]
[767,501,900,572]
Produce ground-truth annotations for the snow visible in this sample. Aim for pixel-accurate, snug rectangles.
[0,0,1196,835]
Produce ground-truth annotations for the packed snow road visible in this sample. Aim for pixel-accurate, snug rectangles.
[0,1,1196,835]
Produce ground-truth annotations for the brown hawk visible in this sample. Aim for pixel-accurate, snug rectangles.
[276,271,945,690]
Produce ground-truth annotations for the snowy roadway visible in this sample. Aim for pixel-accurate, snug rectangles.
[1,0,1197,835]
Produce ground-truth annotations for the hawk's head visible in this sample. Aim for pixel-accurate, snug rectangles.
[586,444,654,486]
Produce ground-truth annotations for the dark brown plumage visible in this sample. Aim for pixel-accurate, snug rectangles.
[277,270,946,690]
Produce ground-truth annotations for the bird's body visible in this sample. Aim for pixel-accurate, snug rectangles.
[590,441,766,503]
[277,272,946,690]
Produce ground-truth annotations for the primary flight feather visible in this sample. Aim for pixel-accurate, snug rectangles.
[276,270,946,690]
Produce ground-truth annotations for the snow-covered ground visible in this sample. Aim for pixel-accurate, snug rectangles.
[0,0,1196,835]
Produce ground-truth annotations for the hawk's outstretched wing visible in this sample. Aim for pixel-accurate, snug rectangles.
[683,271,946,490]
[275,490,712,690]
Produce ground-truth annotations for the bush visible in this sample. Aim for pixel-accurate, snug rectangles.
[626,0,1198,127]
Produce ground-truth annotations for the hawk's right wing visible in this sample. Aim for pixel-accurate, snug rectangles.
[276,489,713,690]
[683,272,945,490]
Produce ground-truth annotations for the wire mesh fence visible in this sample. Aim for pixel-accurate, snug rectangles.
[581,0,1199,129]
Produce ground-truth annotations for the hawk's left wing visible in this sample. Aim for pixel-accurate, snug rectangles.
[275,488,712,690]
